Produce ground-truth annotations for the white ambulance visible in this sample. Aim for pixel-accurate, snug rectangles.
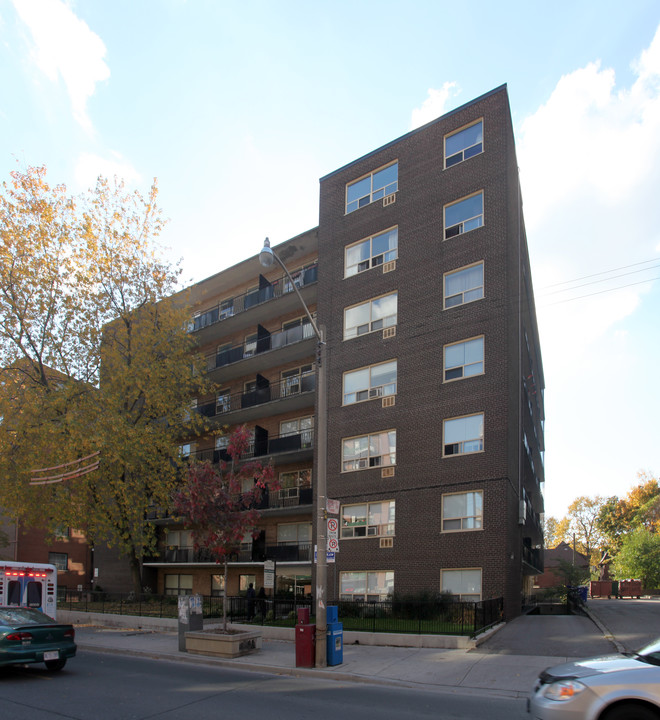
[0,561,58,619]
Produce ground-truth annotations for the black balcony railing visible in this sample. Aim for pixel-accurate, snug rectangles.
[196,372,315,419]
[191,264,318,334]
[186,429,314,467]
[151,540,312,566]
[204,321,316,373]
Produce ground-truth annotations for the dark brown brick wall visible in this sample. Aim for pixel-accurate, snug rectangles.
[316,85,544,618]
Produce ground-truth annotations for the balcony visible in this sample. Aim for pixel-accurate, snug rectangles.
[203,320,317,383]
[197,372,315,426]
[188,427,314,467]
[147,541,312,566]
[190,264,318,344]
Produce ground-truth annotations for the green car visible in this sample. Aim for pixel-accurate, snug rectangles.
[0,606,76,671]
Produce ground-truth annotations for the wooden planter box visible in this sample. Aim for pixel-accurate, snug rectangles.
[185,629,262,658]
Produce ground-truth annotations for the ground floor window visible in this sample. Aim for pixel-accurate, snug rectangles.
[440,568,481,601]
[239,574,256,596]
[340,571,393,601]
[165,574,193,596]
[276,573,312,598]
[48,552,68,572]
[211,574,225,597]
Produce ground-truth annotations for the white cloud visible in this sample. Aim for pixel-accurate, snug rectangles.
[516,26,660,518]
[74,152,141,191]
[410,82,460,130]
[12,0,109,132]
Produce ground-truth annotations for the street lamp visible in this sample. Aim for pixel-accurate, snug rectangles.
[259,237,328,668]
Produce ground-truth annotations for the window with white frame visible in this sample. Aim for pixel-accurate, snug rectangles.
[211,574,225,596]
[344,292,397,340]
[48,552,68,572]
[442,491,483,531]
[281,364,314,396]
[243,332,257,358]
[343,360,397,405]
[215,435,229,450]
[445,120,483,168]
[443,413,484,456]
[345,227,398,277]
[444,337,484,381]
[279,469,312,489]
[166,529,193,548]
[281,416,313,447]
[165,574,193,596]
[444,192,484,239]
[441,568,481,601]
[340,571,394,601]
[216,388,231,414]
[346,162,398,214]
[342,430,396,471]
[179,442,195,458]
[276,469,312,504]
[444,263,484,309]
[277,522,311,545]
[341,501,395,538]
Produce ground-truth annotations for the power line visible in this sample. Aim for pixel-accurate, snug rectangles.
[541,263,660,296]
[544,276,660,306]
[540,257,660,290]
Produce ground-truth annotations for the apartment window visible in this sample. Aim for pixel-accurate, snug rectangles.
[340,571,394,601]
[341,501,395,538]
[165,574,193,596]
[211,574,225,597]
[444,337,484,381]
[48,552,68,572]
[444,263,484,309]
[166,529,192,548]
[281,416,313,447]
[279,469,312,489]
[343,360,397,405]
[216,388,231,414]
[441,568,481,601]
[445,120,483,168]
[344,292,397,340]
[215,435,229,450]
[179,442,195,458]
[243,332,257,358]
[443,413,484,456]
[277,522,311,544]
[281,364,314,396]
[219,298,234,320]
[346,162,398,213]
[442,491,483,531]
[345,227,398,277]
[444,192,484,239]
[342,430,396,471]
[239,575,256,595]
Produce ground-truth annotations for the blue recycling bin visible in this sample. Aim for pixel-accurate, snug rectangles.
[326,606,343,666]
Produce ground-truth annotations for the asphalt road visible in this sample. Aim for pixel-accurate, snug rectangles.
[0,651,529,720]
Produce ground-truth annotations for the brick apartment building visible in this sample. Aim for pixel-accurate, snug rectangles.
[134,84,545,619]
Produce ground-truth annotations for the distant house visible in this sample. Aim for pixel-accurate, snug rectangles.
[534,541,590,589]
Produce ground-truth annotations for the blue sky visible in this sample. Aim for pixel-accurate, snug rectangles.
[2,0,659,520]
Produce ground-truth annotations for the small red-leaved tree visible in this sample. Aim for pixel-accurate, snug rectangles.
[172,425,277,632]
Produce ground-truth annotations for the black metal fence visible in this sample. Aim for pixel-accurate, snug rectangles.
[59,590,503,637]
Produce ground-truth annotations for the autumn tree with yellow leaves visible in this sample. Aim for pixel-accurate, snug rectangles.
[0,165,208,592]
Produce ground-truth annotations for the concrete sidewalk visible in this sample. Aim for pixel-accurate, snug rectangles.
[68,618,585,699]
